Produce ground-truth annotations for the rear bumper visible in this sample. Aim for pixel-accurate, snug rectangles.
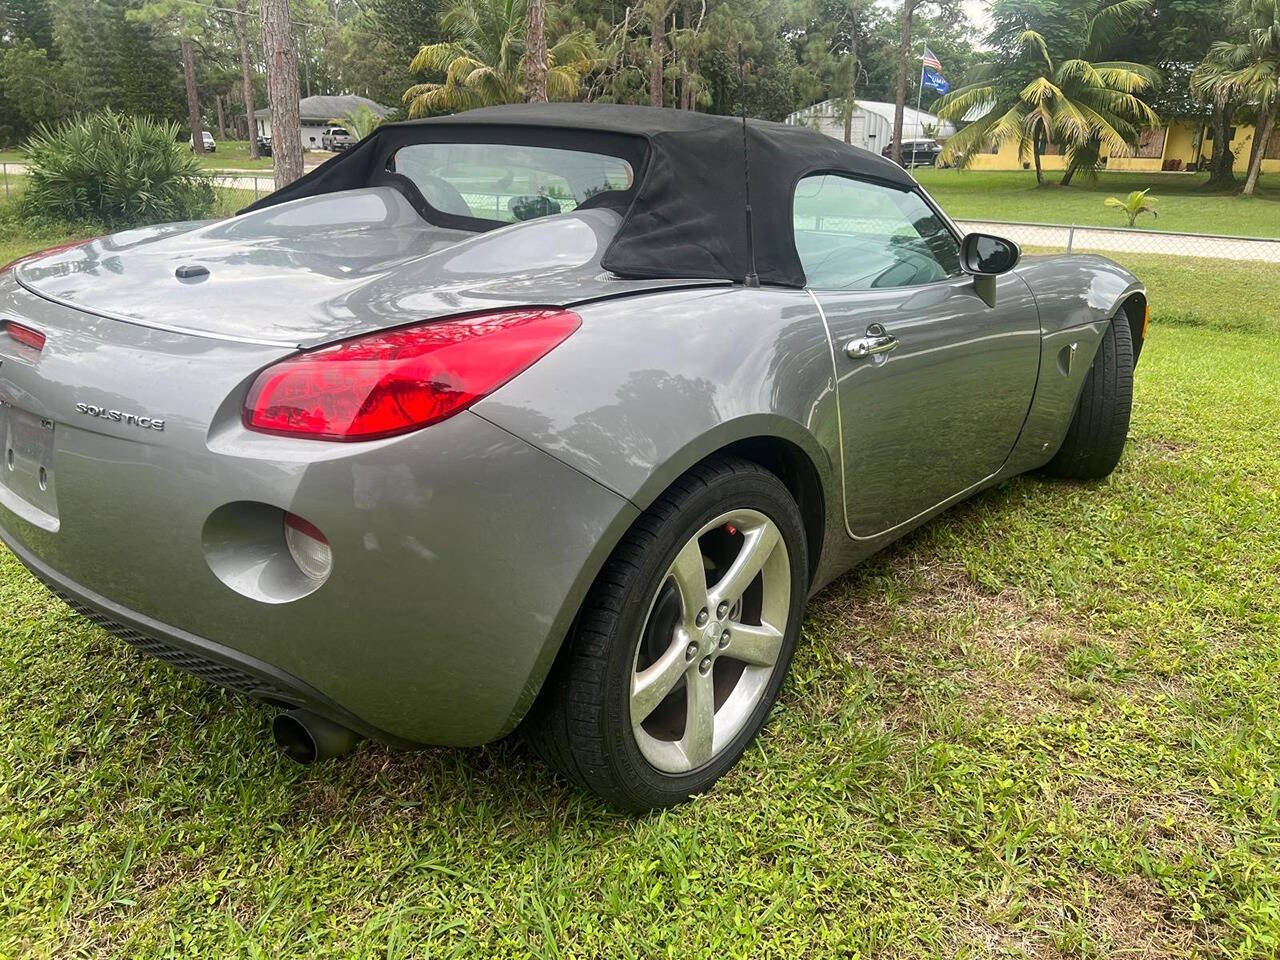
[1,525,414,746]
[0,401,637,745]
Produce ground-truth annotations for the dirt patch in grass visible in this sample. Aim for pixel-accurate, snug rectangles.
[811,555,1089,730]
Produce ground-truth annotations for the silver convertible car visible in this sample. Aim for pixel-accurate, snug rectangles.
[0,105,1144,809]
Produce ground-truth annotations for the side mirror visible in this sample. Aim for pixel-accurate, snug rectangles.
[961,232,1020,275]
[961,233,1020,307]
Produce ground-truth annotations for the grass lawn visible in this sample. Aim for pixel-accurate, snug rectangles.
[191,140,274,172]
[917,168,1280,238]
[2,221,1280,956]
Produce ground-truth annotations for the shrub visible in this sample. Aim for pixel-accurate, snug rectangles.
[21,111,215,229]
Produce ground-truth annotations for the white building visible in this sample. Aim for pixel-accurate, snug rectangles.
[255,95,392,151]
[786,99,956,153]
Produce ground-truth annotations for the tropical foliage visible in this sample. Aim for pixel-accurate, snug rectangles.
[21,111,214,228]
[403,0,593,115]
[1104,186,1158,225]
[1192,0,1280,196]
[333,105,387,140]
[1,0,1270,197]
[934,0,1161,185]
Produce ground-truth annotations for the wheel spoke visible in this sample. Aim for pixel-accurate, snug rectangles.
[668,536,710,626]
[680,667,716,768]
[725,621,784,667]
[630,636,691,725]
[709,521,780,610]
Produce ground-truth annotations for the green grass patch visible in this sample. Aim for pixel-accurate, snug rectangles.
[918,168,1280,238]
[1,228,1279,954]
[1105,253,1280,336]
[193,140,275,172]
[0,206,97,268]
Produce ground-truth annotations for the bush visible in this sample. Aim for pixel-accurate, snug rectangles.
[21,111,215,229]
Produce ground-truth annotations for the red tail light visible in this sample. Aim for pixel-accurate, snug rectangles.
[3,321,46,352]
[244,308,581,441]
[0,237,97,276]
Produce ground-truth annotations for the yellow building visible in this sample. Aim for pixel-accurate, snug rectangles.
[963,119,1280,174]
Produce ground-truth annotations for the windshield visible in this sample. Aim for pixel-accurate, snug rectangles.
[388,142,635,225]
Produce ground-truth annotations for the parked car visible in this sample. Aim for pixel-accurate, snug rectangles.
[190,130,216,153]
[321,126,354,152]
[256,135,272,157]
[882,137,942,168]
[0,104,1147,811]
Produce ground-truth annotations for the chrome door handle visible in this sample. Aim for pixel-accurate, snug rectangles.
[846,334,898,359]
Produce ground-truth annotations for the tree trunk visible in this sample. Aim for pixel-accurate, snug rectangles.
[215,94,227,140]
[524,0,548,102]
[181,37,205,155]
[890,0,914,166]
[843,26,859,145]
[679,0,694,110]
[236,0,259,158]
[1206,94,1236,189]
[649,0,666,107]
[1032,136,1043,185]
[1242,98,1276,196]
[1060,136,1097,186]
[261,0,303,187]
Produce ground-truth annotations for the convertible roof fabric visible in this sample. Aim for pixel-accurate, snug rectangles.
[243,103,917,288]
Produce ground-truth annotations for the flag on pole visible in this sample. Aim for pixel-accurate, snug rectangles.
[922,67,950,94]
[921,47,948,94]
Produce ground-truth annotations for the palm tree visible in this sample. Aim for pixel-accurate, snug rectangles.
[403,0,593,116]
[1192,0,1279,196]
[334,105,386,140]
[935,0,1160,186]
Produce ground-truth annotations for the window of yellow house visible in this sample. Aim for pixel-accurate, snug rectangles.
[1134,126,1166,159]
[1266,130,1280,159]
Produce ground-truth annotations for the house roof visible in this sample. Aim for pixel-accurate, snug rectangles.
[255,94,391,122]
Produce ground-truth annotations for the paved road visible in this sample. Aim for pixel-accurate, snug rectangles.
[957,219,1280,264]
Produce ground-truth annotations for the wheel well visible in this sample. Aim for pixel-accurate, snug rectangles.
[717,436,826,584]
[1121,292,1147,362]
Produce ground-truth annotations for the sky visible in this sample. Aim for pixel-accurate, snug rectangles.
[961,0,993,42]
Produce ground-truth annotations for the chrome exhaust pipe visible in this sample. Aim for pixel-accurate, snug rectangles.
[272,709,361,764]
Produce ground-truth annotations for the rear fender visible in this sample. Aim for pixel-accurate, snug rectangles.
[473,285,847,591]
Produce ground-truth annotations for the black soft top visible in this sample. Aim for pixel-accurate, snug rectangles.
[243,102,918,289]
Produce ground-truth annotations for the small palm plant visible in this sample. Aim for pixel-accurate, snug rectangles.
[1104,188,1158,227]
[333,106,386,141]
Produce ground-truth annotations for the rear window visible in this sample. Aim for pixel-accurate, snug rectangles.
[387,142,635,225]
[330,127,349,136]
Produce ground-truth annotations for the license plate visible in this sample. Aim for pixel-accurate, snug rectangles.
[0,403,59,525]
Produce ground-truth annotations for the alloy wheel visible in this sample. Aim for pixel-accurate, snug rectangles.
[629,509,791,774]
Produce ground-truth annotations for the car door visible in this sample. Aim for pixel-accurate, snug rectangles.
[794,173,1041,539]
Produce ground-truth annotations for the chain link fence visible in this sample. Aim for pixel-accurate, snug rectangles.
[1,162,26,203]
[956,218,1280,264]
[209,173,273,217]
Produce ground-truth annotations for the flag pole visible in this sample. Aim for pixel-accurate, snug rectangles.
[915,43,926,141]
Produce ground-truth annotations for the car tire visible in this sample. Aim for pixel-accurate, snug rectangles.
[1041,315,1134,480]
[525,456,808,811]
